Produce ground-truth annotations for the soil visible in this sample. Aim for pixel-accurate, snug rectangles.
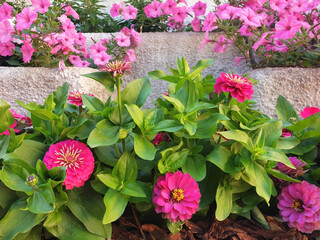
[111,215,320,240]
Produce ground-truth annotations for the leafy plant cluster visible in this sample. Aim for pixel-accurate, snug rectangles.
[0,58,319,239]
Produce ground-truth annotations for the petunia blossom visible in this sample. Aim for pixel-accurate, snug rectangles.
[191,17,201,32]
[153,171,201,222]
[122,5,138,20]
[214,35,232,53]
[192,1,207,16]
[274,15,302,40]
[278,181,320,233]
[43,140,95,190]
[31,0,51,14]
[0,19,13,43]
[214,73,254,102]
[0,41,14,56]
[64,6,79,19]
[115,32,131,47]
[16,7,38,31]
[21,40,35,63]
[0,2,13,21]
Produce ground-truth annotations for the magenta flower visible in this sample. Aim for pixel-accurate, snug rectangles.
[0,3,13,21]
[275,15,302,40]
[191,17,201,32]
[21,40,35,63]
[192,1,207,16]
[214,73,254,103]
[214,35,232,53]
[10,110,32,127]
[115,32,131,47]
[202,12,217,32]
[199,31,213,50]
[110,2,124,17]
[122,5,138,20]
[151,133,170,146]
[124,49,136,62]
[0,19,13,43]
[144,1,162,18]
[275,156,307,180]
[64,6,79,20]
[90,42,107,57]
[234,56,246,66]
[31,0,51,14]
[43,140,95,190]
[278,181,320,233]
[101,60,132,77]
[281,128,292,138]
[153,171,201,222]
[68,91,94,106]
[162,0,177,15]
[93,52,111,67]
[16,7,38,31]
[0,121,19,135]
[238,7,262,28]
[301,107,320,119]
[172,6,188,23]
[0,41,14,56]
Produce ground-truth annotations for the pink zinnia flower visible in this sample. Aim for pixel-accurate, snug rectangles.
[31,0,51,14]
[101,60,132,77]
[21,40,35,63]
[281,128,291,138]
[151,133,170,146]
[0,121,19,135]
[275,156,307,180]
[0,41,14,56]
[64,6,79,19]
[43,140,95,190]
[300,107,320,119]
[192,1,206,17]
[153,171,201,222]
[68,91,94,106]
[122,5,138,20]
[16,7,38,31]
[191,17,201,32]
[10,109,32,127]
[115,32,131,47]
[278,181,320,233]
[214,73,254,103]
[0,19,13,43]
[0,2,13,21]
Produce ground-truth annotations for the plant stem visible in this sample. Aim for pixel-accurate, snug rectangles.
[114,144,121,158]
[186,138,191,149]
[116,76,123,125]
[122,139,126,152]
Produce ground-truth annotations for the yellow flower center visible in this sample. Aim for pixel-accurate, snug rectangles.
[55,144,84,169]
[291,200,303,211]
[172,188,184,202]
[225,73,246,83]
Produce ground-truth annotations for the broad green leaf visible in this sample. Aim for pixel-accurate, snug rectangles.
[215,181,232,221]
[122,77,152,107]
[0,181,18,210]
[45,211,105,240]
[121,182,146,197]
[251,206,270,230]
[16,101,60,121]
[182,155,206,181]
[67,120,96,140]
[112,151,137,182]
[67,184,112,238]
[207,146,239,174]
[148,70,181,83]
[44,94,55,112]
[188,58,213,80]
[167,221,183,234]
[260,147,295,168]
[220,130,252,150]
[152,120,183,132]
[184,121,197,136]
[0,135,10,158]
[97,173,121,190]
[287,112,320,132]
[82,72,115,92]
[187,102,216,113]
[276,136,300,150]
[82,95,104,112]
[27,182,55,214]
[103,189,129,224]
[0,200,46,240]
[53,82,69,116]
[0,99,14,133]
[158,149,189,174]
[125,104,144,130]
[7,132,25,153]
[134,134,157,161]
[276,95,298,121]
[267,169,301,183]
[256,121,282,147]
[87,119,120,148]
[163,95,185,113]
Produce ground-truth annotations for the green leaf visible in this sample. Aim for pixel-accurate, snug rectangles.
[67,120,96,140]
[87,119,120,148]
[158,148,189,174]
[207,146,239,174]
[148,70,180,83]
[287,112,320,132]
[67,184,112,238]
[260,147,295,168]
[8,132,25,153]
[103,189,129,224]
[45,211,105,240]
[16,101,60,121]
[0,99,14,133]
[97,173,121,190]
[112,151,137,182]
[182,155,206,181]
[134,134,157,161]
[122,77,152,107]
[121,182,146,197]
[27,182,55,214]
[276,136,300,150]
[44,94,55,112]
[82,72,115,92]
[53,82,69,116]
[82,95,104,112]
[251,206,270,230]
[220,130,252,150]
[0,181,18,210]
[188,58,213,80]
[267,169,301,183]
[167,221,183,234]
[125,104,144,130]
[276,95,298,121]
[0,135,10,158]
[256,121,282,147]
[0,200,46,240]
[187,102,216,113]
[163,95,185,113]
[215,181,233,221]
[152,120,183,132]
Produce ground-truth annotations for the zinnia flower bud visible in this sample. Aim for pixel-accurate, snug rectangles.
[26,174,38,186]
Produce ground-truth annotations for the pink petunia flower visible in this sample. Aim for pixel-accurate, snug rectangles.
[64,6,79,19]
[0,2,13,21]
[93,52,111,67]
[122,5,138,20]
[234,56,246,66]
[90,42,107,57]
[277,181,320,233]
[115,32,131,47]
[21,40,35,63]
[237,7,262,28]
[16,7,38,31]
[58,60,66,71]
[172,6,188,23]
[43,140,95,190]
[202,12,217,32]
[31,0,51,14]
[110,2,125,17]
[124,49,136,62]
[0,41,14,56]
[214,35,232,53]
[199,31,213,50]
[191,17,201,32]
[192,1,207,17]
[144,1,162,18]
[162,0,177,15]
[153,171,201,222]
[300,107,320,118]
[0,121,19,135]
[274,15,302,40]
[0,19,13,43]
[274,156,307,180]
[214,73,254,102]
[151,133,170,146]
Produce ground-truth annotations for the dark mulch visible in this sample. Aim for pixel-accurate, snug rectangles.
[111,215,320,240]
